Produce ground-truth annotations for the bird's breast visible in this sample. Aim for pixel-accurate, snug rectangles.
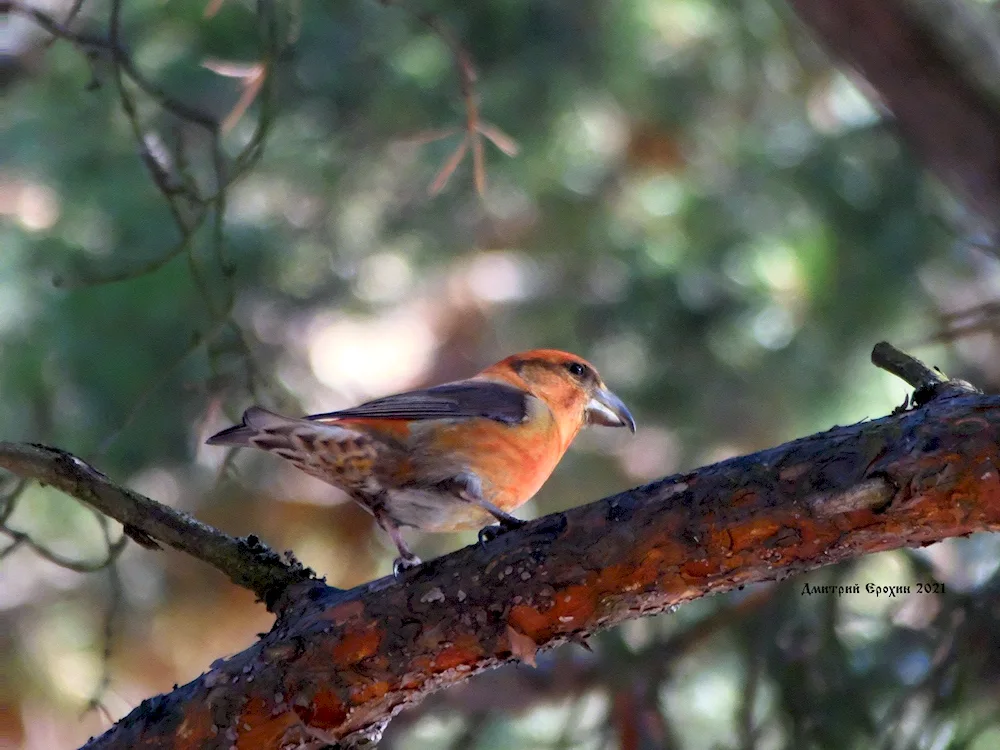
[427,410,565,513]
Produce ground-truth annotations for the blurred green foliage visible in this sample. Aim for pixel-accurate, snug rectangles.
[3,0,947,467]
[4,0,1000,748]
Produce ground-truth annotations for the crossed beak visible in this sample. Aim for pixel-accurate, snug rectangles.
[585,387,636,433]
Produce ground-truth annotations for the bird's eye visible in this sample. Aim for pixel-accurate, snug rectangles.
[566,361,586,378]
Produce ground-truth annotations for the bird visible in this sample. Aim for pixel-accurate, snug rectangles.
[206,349,635,574]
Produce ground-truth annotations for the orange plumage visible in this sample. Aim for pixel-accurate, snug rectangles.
[207,349,635,572]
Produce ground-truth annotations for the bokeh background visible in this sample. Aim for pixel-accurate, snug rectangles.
[4,0,1000,748]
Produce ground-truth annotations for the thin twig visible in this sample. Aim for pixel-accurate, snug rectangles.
[1,481,129,574]
[6,1,217,129]
[0,524,127,573]
[380,3,516,196]
[83,541,124,718]
[874,606,964,750]
[926,318,1000,344]
[429,138,469,196]
[109,0,217,313]
[0,442,317,609]
[871,341,948,390]
[0,477,28,524]
[414,15,485,191]
[4,1,113,50]
[0,537,25,560]
[871,341,980,402]
[228,0,281,181]
[55,221,208,289]
[41,0,88,50]
[108,0,216,130]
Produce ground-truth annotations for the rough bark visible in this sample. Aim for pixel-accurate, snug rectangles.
[67,359,1000,748]
[787,0,1000,235]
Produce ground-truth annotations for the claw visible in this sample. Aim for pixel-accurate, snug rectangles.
[393,555,422,579]
[478,524,501,547]
[478,515,526,547]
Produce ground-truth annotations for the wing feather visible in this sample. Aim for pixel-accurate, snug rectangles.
[307,380,528,426]
[206,406,363,446]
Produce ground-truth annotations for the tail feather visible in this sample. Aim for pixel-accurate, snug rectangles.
[206,406,378,488]
[206,406,305,446]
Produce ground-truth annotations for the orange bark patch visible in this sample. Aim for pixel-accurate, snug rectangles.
[658,572,700,598]
[681,556,740,580]
[548,585,597,627]
[434,633,482,671]
[175,706,214,743]
[729,519,783,552]
[595,563,636,594]
[508,603,549,638]
[236,697,301,749]
[632,547,670,583]
[349,680,390,705]
[408,654,435,675]
[294,690,348,731]
[332,626,382,665]
[594,552,664,597]
[597,545,677,596]
[706,527,734,553]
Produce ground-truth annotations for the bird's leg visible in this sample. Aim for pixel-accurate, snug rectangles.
[373,505,420,577]
[445,472,526,546]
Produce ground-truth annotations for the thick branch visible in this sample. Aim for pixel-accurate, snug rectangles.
[81,364,1000,747]
[787,0,1000,235]
[0,443,314,608]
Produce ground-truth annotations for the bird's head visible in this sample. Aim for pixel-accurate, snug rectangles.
[489,349,636,437]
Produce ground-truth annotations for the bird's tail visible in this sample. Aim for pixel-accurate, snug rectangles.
[206,406,306,447]
[206,406,376,488]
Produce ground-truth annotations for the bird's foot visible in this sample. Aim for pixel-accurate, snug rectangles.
[478,516,526,547]
[392,554,422,579]
[478,525,501,546]
[500,515,527,531]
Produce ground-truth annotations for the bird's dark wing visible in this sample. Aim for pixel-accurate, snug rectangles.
[307,380,529,426]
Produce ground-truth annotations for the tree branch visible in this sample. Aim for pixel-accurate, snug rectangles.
[871,339,980,403]
[0,443,314,609]
[787,0,1000,236]
[64,344,1000,748]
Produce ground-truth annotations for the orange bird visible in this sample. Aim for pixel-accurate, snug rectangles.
[207,349,635,573]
